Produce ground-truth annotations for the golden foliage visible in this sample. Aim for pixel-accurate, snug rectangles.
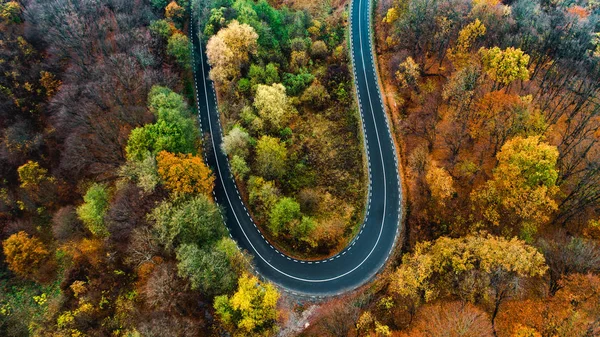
[425,162,455,203]
[448,19,486,68]
[2,231,50,279]
[390,235,548,302]
[214,273,280,336]
[156,151,215,197]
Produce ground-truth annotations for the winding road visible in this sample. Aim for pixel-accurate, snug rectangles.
[189,0,402,296]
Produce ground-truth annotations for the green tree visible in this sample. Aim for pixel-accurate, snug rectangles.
[176,244,237,296]
[472,136,559,239]
[167,33,191,69]
[248,176,279,219]
[150,19,172,39]
[150,0,169,9]
[148,85,188,115]
[268,197,301,236]
[126,86,196,161]
[254,83,295,131]
[149,195,225,250]
[125,120,196,161]
[214,273,279,336]
[76,184,110,237]
[230,155,250,179]
[255,136,287,179]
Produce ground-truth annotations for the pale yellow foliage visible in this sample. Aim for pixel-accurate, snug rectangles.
[254,83,295,130]
[396,56,420,89]
[206,20,258,85]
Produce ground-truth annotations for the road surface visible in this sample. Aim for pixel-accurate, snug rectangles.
[189,0,402,296]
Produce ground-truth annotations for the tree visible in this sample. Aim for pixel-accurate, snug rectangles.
[214,273,279,336]
[222,126,251,159]
[248,176,279,219]
[448,19,486,68]
[119,154,160,194]
[390,235,547,332]
[425,162,455,204]
[396,56,421,89]
[76,183,110,237]
[0,1,21,23]
[176,244,237,296]
[268,197,301,236]
[126,119,196,161]
[255,136,287,179]
[206,20,258,85]
[17,161,55,203]
[2,231,50,280]
[150,0,169,9]
[254,83,295,131]
[311,40,328,59]
[300,80,330,108]
[156,151,215,197]
[165,1,184,21]
[472,136,559,239]
[406,302,494,337]
[149,195,225,250]
[230,155,250,179]
[167,33,191,68]
[479,47,530,86]
[150,19,173,39]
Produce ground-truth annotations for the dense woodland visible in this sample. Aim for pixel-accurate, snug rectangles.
[0,1,279,336]
[302,0,600,336]
[193,0,366,257]
[1,0,600,336]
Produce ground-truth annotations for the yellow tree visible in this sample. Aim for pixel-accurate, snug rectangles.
[206,20,258,85]
[17,161,53,191]
[425,162,455,205]
[254,83,295,131]
[214,273,279,336]
[156,151,215,197]
[448,19,486,68]
[2,231,50,280]
[390,235,547,332]
[472,136,559,239]
[479,47,530,86]
[165,1,184,21]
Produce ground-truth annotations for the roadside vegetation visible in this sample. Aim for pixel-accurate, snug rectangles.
[0,1,278,336]
[303,0,600,336]
[192,0,366,257]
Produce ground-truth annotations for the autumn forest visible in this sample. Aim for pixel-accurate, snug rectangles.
[1,0,599,336]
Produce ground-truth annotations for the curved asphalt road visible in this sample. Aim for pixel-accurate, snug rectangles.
[189,0,401,296]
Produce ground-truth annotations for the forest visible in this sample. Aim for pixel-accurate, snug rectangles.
[0,1,277,336]
[299,0,600,336]
[193,0,366,257]
[0,0,599,336]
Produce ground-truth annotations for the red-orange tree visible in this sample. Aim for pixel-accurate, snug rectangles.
[156,151,215,197]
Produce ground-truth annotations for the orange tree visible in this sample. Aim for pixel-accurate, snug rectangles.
[2,231,50,280]
[156,150,215,197]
